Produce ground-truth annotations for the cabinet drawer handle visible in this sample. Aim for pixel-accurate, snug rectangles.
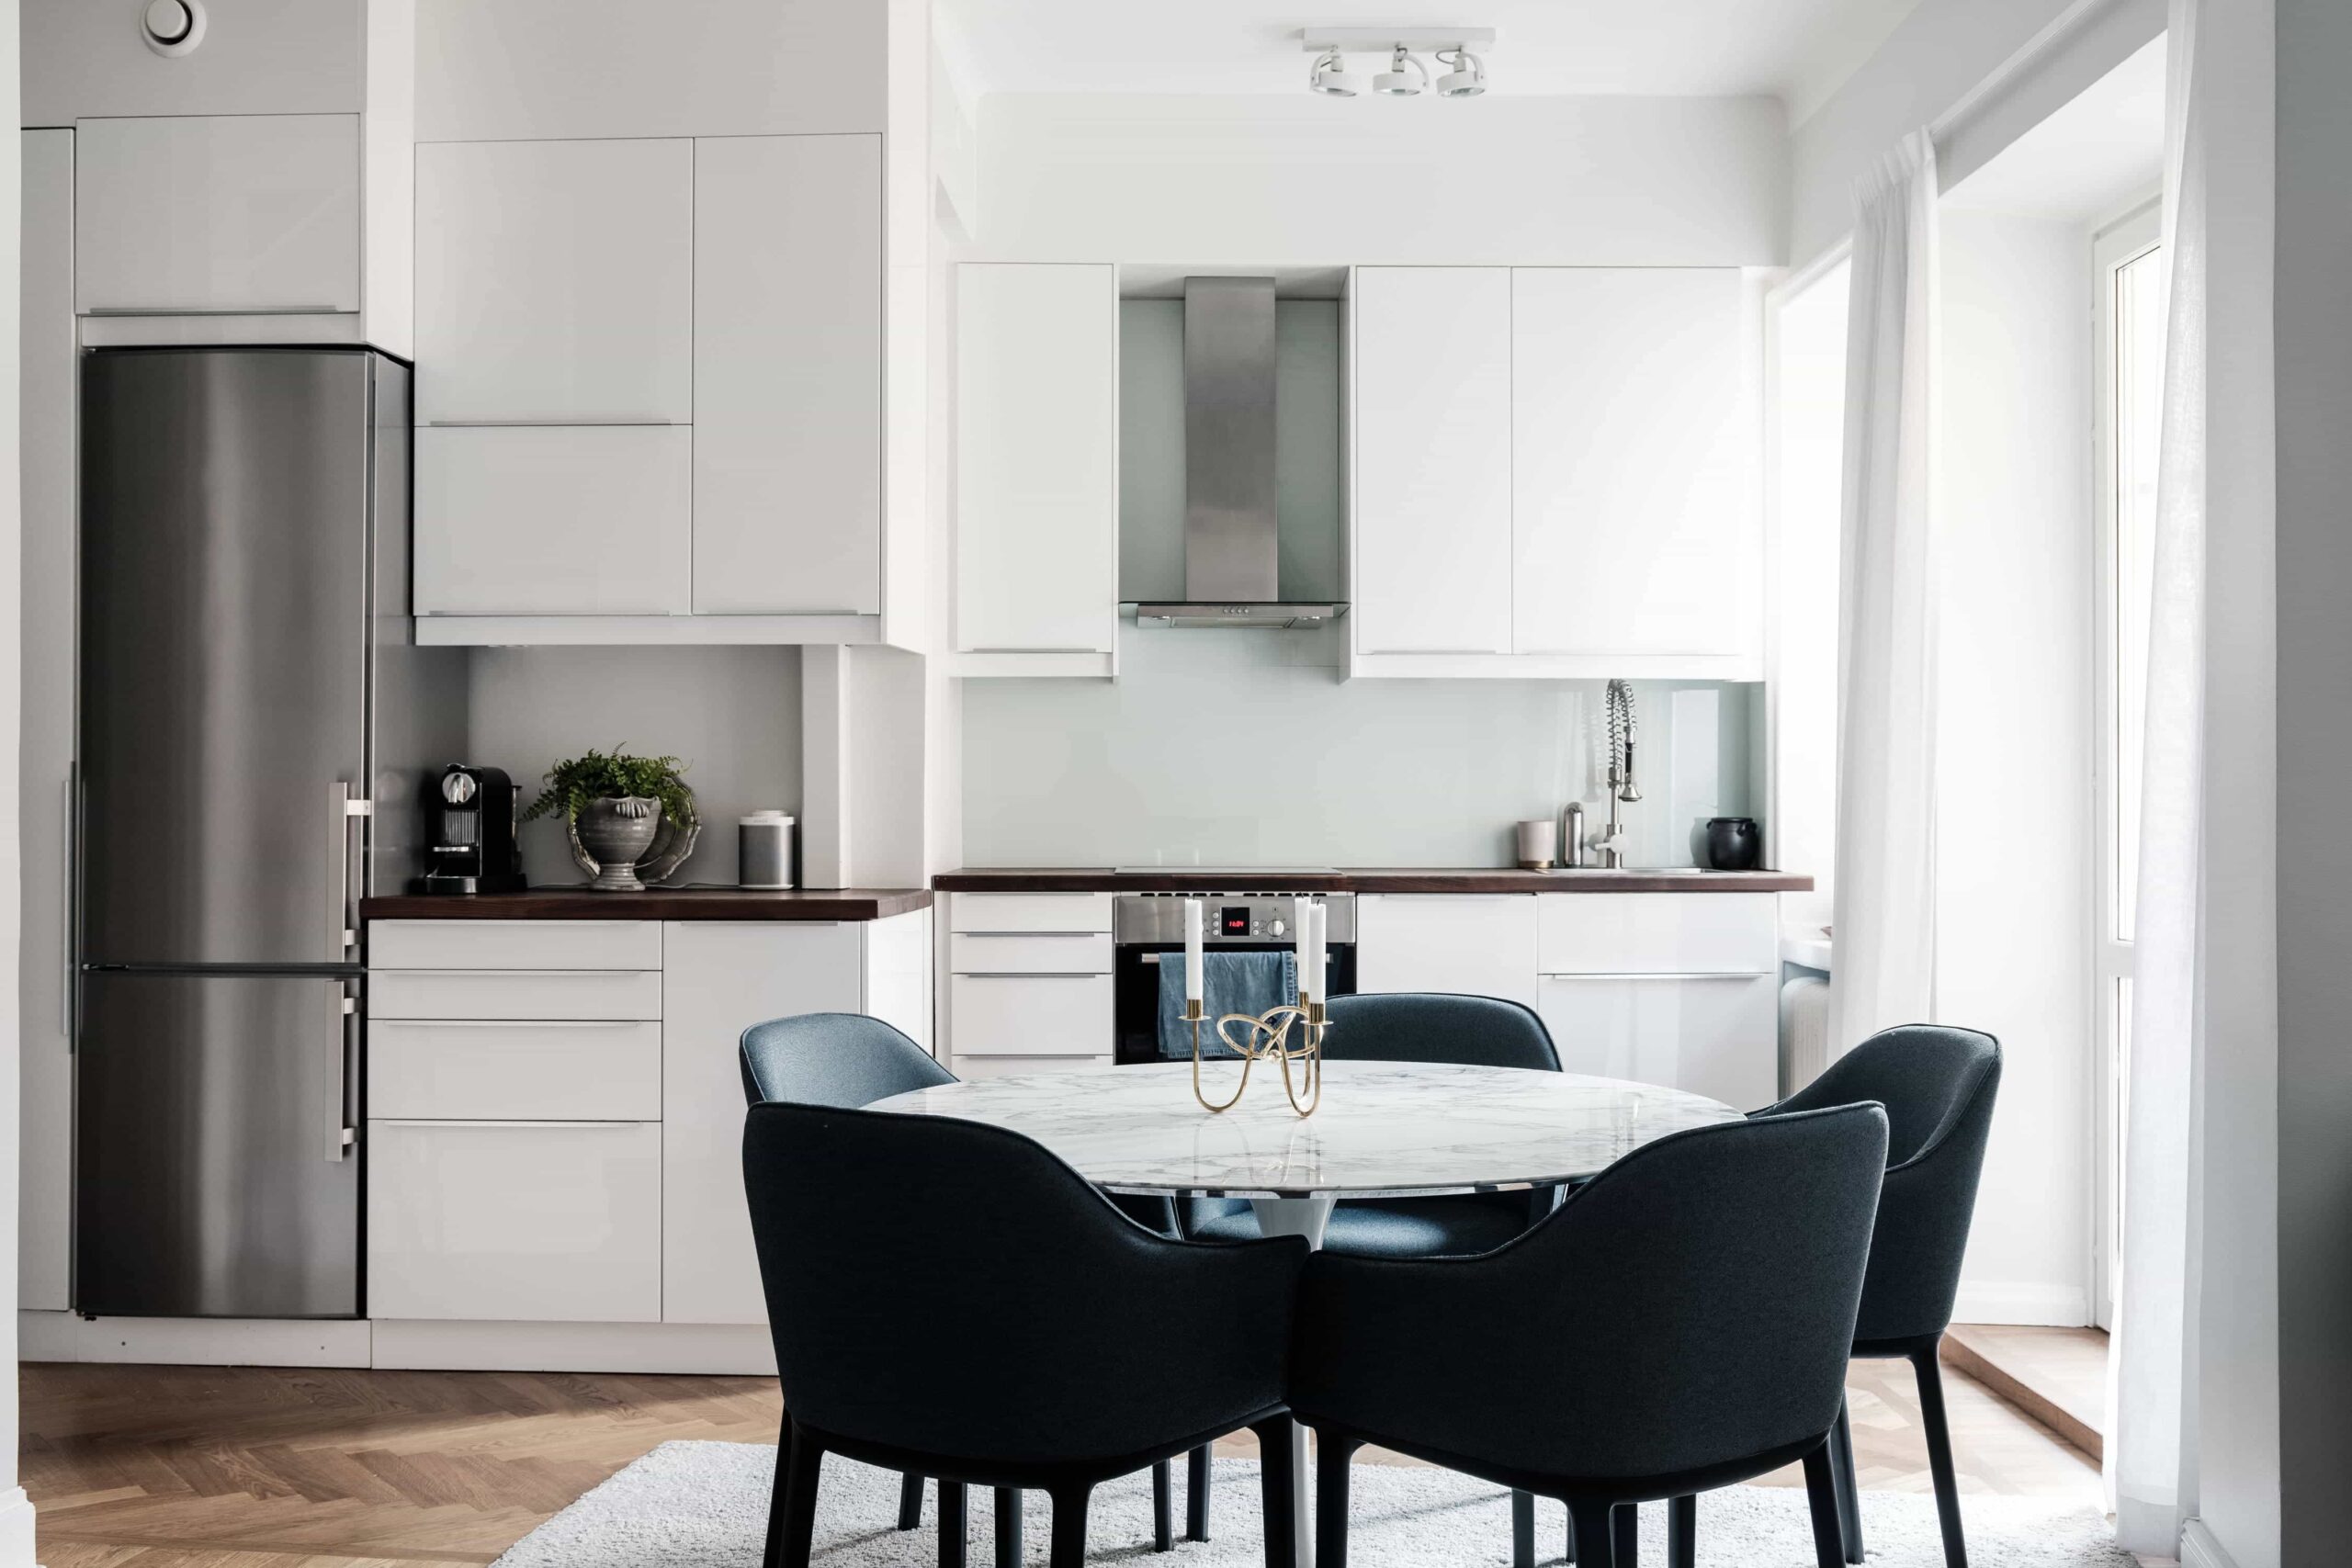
[379,1019,649,1029]
[376,1118,647,1130]
[1542,971,1769,981]
[424,417,683,428]
[957,972,1104,980]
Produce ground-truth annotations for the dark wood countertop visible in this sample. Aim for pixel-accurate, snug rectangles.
[932,868,1813,894]
[360,887,933,921]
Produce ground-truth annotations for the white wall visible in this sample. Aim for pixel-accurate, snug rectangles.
[468,648,802,886]
[1934,209,2095,1325]
[967,94,1787,266]
[961,625,1757,870]
[1790,0,2165,268]
[0,0,29,1552]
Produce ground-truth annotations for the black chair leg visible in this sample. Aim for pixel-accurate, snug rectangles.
[1568,1499,1617,1568]
[1511,1489,1535,1568]
[898,1471,924,1530]
[1047,1484,1091,1568]
[1152,1460,1174,1551]
[1801,1440,1847,1568]
[1612,1501,1639,1567]
[1829,1396,1865,1563]
[1911,1343,1970,1568]
[771,1425,822,1568]
[1253,1415,1300,1568]
[994,1487,1022,1568]
[939,1479,968,1568]
[1667,1495,1694,1568]
[1186,1442,1212,1541]
[1317,1434,1361,1568]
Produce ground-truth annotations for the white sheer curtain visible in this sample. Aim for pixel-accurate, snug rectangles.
[1827,130,1939,1054]
[2109,0,2205,1552]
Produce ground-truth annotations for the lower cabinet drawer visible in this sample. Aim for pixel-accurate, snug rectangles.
[366,1120,662,1323]
[956,1054,1114,1081]
[368,968,662,1021]
[946,932,1113,975]
[1534,974,1779,1111]
[948,974,1112,1055]
[368,1020,662,1121]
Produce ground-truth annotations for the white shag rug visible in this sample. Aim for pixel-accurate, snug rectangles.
[492,1440,2136,1567]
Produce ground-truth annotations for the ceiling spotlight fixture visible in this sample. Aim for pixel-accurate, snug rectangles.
[1307,47,1360,96]
[1373,44,1429,96]
[1298,28,1495,98]
[1435,47,1486,97]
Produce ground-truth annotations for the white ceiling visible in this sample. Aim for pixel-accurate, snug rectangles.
[1944,33,2166,220]
[933,0,1927,118]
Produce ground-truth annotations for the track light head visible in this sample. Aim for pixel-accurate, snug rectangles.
[1307,47,1359,96]
[1436,47,1486,97]
[1373,44,1428,96]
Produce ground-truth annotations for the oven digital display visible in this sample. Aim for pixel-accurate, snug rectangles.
[1220,906,1252,937]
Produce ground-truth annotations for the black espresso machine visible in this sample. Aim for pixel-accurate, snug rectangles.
[416,764,526,894]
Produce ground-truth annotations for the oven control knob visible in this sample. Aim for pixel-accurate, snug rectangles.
[1271,918,1285,937]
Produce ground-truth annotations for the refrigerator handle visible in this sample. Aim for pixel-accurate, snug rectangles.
[65,769,81,1042]
[328,784,373,958]
[330,987,358,1162]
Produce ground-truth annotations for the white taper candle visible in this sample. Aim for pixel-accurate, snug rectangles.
[1307,900,1328,1004]
[1183,898,1204,1002]
[1294,897,1314,1001]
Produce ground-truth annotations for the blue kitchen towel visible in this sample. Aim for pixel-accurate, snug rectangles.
[1158,949,1298,1059]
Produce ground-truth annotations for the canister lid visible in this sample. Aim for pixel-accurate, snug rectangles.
[739,811,795,827]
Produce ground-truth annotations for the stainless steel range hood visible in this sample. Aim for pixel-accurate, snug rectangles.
[1130,276,1345,629]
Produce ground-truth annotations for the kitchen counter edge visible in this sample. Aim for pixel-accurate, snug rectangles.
[360,888,933,922]
[931,870,1813,895]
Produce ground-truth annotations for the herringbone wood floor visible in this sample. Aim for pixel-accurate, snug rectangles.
[22,1356,2101,1568]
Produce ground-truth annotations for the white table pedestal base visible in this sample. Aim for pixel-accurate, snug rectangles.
[1249,1195,1333,1566]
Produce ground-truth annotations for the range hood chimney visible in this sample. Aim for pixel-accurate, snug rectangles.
[1131,276,1344,629]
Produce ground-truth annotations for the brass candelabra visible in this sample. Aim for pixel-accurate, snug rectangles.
[1187,993,1326,1118]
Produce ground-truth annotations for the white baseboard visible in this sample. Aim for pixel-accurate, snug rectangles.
[23,1312,374,1368]
[2180,1517,2237,1568]
[373,1319,776,1375]
[0,1487,34,1568]
[1951,1281,2091,1326]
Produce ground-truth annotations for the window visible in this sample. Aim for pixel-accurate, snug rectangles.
[2092,201,2163,1331]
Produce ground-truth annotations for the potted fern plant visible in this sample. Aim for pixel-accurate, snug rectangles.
[522,746,699,893]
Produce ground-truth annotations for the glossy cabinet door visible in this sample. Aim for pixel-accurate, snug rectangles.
[661,921,865,1325]
[75,115,360,315]
[1352,894,1539,1008]
[1535,892,1778,975]
[956,264,1118,656]
[413,425,691,615]
[693,134,882,615]
[1510,267,1753,659]
[1536,974,1779,1110]
[414,138,693,425]
[1351,267,1514,655]
[367,1120,662,1323]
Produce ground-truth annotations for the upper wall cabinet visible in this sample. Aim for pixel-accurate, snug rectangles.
[415,139,694,426]
[412,134,886,645]
[693,134,882,616]
[1351,267,1515,657]
[955,264,1119,676]
[24,0,365,124]
[1348,265,1760,681]
[1511,268,1753,661]
[75,114,361,316]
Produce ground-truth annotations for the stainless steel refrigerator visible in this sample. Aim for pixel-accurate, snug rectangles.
[75,347,465,1318]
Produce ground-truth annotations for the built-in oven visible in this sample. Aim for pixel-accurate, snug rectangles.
[1112,893,1358,1066]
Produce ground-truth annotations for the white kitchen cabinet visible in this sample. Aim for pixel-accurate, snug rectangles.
[947,893,1115,934]
[75,114,360,315]
[1353,894,1539,1007]
[1536,892,1778,975]
[693,134,882,615]
[957,1055,1114,1081]
[659,921,865,1325]
[368,968,663,1022]
[414,139,693,426]
[1351,267,1514,656]
[369,919,663,972]
[956,264,1118,668]
[413,425,692,615]
[1511,268,1753,660]
[1536,974,1779,1110]
[26,0,364,124]
[369,1021,663,1122]
[949,976,1115,1057]
[368,1120,662,1323]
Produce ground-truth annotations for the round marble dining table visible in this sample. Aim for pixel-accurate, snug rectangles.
[865,1058,1742,1564]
